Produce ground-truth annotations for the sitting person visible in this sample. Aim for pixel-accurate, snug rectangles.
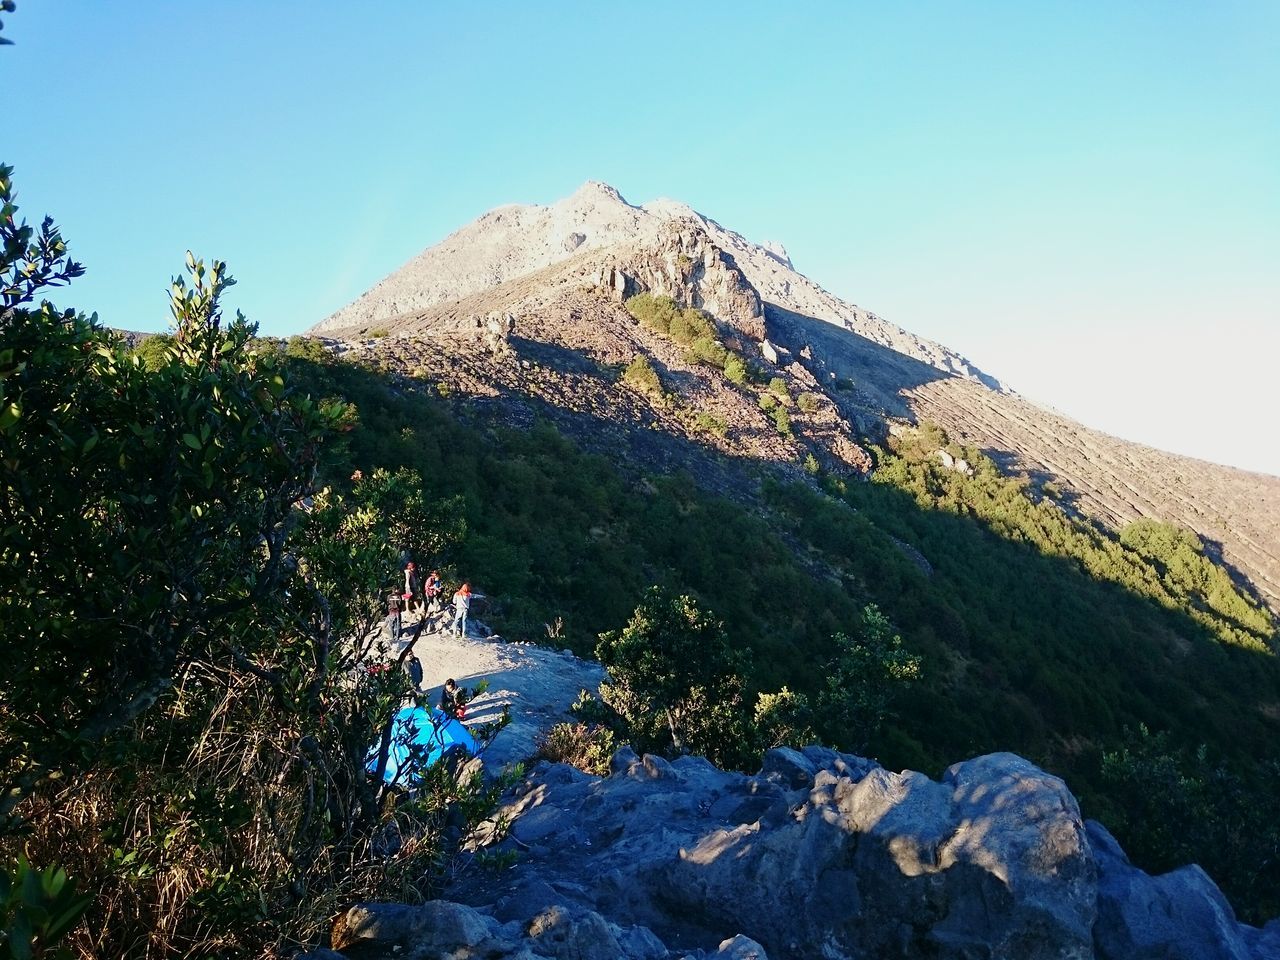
[439,678,467,719]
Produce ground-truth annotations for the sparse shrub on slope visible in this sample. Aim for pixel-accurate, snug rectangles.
[623,354,663,397]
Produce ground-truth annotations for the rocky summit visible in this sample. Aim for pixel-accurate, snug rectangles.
[309,182,1280,613]
[324,747,1280,960]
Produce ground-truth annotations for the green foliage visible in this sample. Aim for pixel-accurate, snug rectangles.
[128,332,175,372]
[625,294,742,380]
[815,605,922,751]
[758,393,778,413]
[285,334,331,364]
[694,411,728,437]
[689,335,729,370]
[803,453,821,476]
[536,722,618,776]
[368,327,390,339]
[753,687,817,751]
[723,354,748,386]
[596,588,754,769]
[767,377,790,402]
[0,855,91,960]
[797,392,820,413]
[1099,726,1280,921]
[0,237,337,829]
[772,405,792,436]
[0,171,508,955]
[622,354,663,397]
[272,319,1280,921]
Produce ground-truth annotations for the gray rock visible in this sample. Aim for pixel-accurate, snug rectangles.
[526,905,622,960]
[1089,820,1252,960]
[758,746,816,790]
[716,934,770,958]
[609,745,639,776]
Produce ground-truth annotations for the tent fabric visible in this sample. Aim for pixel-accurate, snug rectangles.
[371,706,480,784]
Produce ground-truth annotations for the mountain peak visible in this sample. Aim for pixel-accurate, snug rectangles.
[568,180,631,208]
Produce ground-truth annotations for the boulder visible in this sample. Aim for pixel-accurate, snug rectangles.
[1089,819,1252,960]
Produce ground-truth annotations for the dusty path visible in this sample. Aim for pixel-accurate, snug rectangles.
[396,609,606,774]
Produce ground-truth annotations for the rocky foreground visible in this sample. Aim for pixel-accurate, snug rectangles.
[315,747,1279,960]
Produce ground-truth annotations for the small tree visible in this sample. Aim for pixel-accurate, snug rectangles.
[816,605,922,753]
[596,587,752,767]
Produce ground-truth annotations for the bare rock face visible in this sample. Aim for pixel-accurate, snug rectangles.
[610,220,766,342]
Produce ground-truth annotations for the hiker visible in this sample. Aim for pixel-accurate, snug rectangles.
[407,652,424,692]
[424,569,443,613]
[403,561,421,616]
[439,678,465,719]
[451,582,472,638]
[386,590,403,641]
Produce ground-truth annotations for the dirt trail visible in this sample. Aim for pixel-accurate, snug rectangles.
[398,609,606,774]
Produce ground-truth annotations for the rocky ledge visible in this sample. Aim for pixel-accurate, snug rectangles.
[320,747,1280,960]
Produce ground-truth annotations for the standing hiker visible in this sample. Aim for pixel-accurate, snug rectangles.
[424,569,443,613]
[386,590,403,641]
[404,561,421,617]
[451,582,472,638]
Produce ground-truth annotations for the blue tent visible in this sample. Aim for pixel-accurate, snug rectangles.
[370,706,479,785]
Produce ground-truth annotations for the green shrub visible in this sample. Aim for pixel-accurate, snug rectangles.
[368,327,390,339]
[797,392,820,413]
[803,453,821,475]
[669,307,715,346]
[773,406,792,436]
[768,377,790,402]
[623,355,663,396]
[724,355,748,386]
[695,412,728,437]
[537,722,619,776]
[690,336,729,370]
[758,394,778,413]
[625,292,677,334]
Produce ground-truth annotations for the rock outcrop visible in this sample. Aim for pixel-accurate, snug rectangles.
[321,747,1276,959]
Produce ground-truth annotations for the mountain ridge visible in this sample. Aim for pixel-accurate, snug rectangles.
[306,181,1279,614]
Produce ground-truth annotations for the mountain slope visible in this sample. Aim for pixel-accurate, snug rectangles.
[310,181,1279,614]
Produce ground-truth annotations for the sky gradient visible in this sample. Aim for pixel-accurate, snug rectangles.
[5,2,1278,474]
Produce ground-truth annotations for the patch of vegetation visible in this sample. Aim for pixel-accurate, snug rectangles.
[622,354,664,397]
[724,354,748,386]
[768,376,790,403]
[694,411,728,437]
[758,393,778,413]
[625,293,743,380]
[797,391,820,413]
[772,406,792,437]
[0,172,507,955]
[536,722,618,776]
[368,327,390,339]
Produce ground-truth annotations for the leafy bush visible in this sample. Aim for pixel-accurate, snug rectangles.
[768,377,790,402]
[622,355,663,397]
[0,172,505,954]
[803,453,821,475]
[815,605,922,751]
[695,412,728,437]
[689,335,729,370]
[758,393,778,412]
[597,588,755,769]
[724,355,748,386]
[772,406,792,436]
[536,722,618,776]
[368,327,390,339]
[797,392,820,413]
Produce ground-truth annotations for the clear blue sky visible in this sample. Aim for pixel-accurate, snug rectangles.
[5,2,1278,474]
